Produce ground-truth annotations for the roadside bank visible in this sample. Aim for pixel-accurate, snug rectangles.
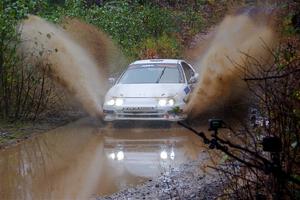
[96,160,222,200]
[0,112,84,149]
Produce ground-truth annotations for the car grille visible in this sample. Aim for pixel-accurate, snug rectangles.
[116,107,164,119]
[118,114,164,118]
[122,107,157,113]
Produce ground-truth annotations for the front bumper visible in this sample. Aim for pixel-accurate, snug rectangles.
[103,106,186,122]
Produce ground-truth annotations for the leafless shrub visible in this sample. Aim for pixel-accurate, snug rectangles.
[213,40,299,199]
[0,50,75,121]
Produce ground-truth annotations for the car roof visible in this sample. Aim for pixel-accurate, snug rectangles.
[130,59,184,65]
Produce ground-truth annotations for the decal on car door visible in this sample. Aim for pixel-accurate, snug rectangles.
[184,86,190,94]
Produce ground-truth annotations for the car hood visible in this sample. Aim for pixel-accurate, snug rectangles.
[106,84,186,98]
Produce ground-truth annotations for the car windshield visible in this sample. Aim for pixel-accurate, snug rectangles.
[118,64,183,84]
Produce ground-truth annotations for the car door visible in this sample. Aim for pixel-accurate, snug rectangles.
[181,61,196,93]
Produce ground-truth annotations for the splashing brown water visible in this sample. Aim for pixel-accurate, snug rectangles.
[19,15,120,117]
[61,17,126,75]
[185,10,276,118]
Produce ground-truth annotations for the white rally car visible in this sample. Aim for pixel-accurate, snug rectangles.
[103,59,198,121]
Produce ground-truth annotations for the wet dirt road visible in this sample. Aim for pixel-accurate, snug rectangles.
[0,118,205,200]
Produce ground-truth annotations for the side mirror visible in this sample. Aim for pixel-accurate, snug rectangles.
[188,73,199,84]
[108,77,116,85]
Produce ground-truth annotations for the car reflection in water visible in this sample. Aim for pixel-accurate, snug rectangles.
[103,135,190,178]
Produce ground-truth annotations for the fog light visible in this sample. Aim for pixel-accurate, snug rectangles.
[170,151,175,160]
[117,151,124,160]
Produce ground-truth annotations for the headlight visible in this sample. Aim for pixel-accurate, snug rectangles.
[106,99,115,106]
[117,151,124,160]
[168,99,175,106]
[158,99,167,106]
[158,98,175,106]
[105,98,124,106]
[115,98,124,106]
[160,150,168,160]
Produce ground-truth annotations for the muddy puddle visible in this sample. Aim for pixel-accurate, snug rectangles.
[0,118,204,200]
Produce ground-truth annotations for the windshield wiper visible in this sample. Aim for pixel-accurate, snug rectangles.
[156,67,166,83]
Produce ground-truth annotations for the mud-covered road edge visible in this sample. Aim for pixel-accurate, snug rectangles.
[0,112,84,149]
[95,160,223,200]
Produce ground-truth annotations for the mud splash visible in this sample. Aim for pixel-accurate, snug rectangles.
[185,9,276,118]
[19,16,120,117]
[61,18,126,75]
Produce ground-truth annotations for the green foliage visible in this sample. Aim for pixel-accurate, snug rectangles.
[139,5,176,37]
[174,9,203,36]
[282,14,298,35]
[137,34,182,59]
[1,0,204,60]
[74,1,183,58]
[84,1,146,57]
[171,106,181,114]
[43,0,203,59]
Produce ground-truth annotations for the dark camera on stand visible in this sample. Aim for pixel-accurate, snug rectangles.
[262,137,282,153]
[208,119,225,132]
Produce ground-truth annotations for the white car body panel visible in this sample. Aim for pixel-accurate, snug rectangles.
[106,84,186,98]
